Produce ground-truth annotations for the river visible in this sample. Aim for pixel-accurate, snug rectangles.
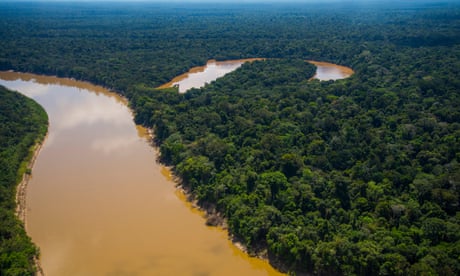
[158,59,354,92]
[307,61,354,81]
[157,58,263,93]
[0,71,283,276]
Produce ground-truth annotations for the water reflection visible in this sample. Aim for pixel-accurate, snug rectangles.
[308,61,354,81]
[174,61,243,93]
[158,59,262,93]
[91,135,139,154]
[158,59,354,93]
[0,71,284,276]
[1,77,130,150]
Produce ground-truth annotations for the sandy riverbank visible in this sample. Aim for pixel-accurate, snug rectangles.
[15,133,47,276]
[15,134,46,224]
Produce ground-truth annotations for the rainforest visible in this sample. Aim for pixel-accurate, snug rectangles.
[0,85,47,275]
[0,1,459,275]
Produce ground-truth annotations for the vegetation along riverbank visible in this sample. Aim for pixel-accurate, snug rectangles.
[0,85,48,275]
[0,1,459,275]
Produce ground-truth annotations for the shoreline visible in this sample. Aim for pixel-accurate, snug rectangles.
[139,123,282,271]
[15,135,45,223]
[5,69,291,275]
[156,58,354,92]
[15,132,48,276]
[307,60,355,80]
[156,58,265,91]
[171,178,296,273]
[161,165,266,258]
[159,161,249,246]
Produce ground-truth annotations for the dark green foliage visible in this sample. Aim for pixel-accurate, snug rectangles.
[0,86,47,275]
[134,54,460,275]
[0,1,459,275]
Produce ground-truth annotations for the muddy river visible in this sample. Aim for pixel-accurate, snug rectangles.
[0,59,353,275]
[158,59,353,92]
[0,71,283,276]
[307,60,354,81]
[157,58,263,93]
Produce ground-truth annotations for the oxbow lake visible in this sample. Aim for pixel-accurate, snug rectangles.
[158,59,354,93]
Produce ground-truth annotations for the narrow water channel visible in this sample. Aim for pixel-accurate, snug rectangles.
[0,72,283,276]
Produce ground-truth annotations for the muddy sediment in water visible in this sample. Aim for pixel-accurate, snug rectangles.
[0,71,283,276]
[1,59,354,274]
[158,59,353,93]
[157,58,264,92]
[307,60,354,81]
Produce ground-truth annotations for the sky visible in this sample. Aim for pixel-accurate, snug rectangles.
[7,0,374,2]
[7,0,455,4]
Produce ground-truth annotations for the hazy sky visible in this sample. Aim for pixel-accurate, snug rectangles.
[7,0,452,4]
[9,0,367,2]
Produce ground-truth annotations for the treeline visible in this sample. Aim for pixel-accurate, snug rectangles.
[0,1,459,275]
[0,86,48,275]
[2,2,458,93]
[131,54,460,275]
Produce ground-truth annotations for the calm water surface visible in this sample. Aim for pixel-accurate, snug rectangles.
[158,59,262,93]
[308,61,354,81]
[159,59,353,92]
[0,71,283,276]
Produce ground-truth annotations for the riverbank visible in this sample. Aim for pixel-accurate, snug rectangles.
[157,58,354,93]
[157,58,265,92]
[307,60,354,80]
[15,134,47,224]
[166,172,295,275]
[2,72,284,275]
[155,139,277,270]
[3,58,354,275]
[15,132,47,276]
[164,166,269,256]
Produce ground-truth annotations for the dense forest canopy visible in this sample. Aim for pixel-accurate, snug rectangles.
[0,1,459,275]
[0,86,47,275]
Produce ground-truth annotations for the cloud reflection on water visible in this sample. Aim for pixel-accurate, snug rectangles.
[0,74,133,151]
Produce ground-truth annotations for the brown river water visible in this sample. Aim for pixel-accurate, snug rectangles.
[158,59,353,92]
[0,60,352,275]
[0,71,283,276]
[157,58,263,93]
[307,61,354,81]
